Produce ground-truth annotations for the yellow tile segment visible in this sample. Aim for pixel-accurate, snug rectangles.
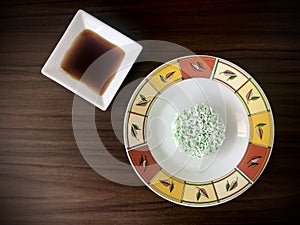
[213,170,250,201]
[237,80,267,115]
[148,61,182,92]
[130,81,158,116]
[182,182,218,204]
[127,113,146,148]
[249,111,273,147]
[150,170,184,202]
[213,60,249,91]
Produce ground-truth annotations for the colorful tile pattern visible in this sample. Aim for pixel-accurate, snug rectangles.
[124,55,274,207]
[213,170,251,201]
[249,111,273,147]
[147,61,182,92]
[237,79,268,115]
[238,144,271,182]
[181,181,218,205]
[130,81,158,116]
[126,113,146,148]
[213,59,250,91]
[150,170,185,202]
[178,56,216,79]
[128,145,160,183]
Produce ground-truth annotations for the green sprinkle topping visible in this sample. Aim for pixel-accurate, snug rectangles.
[172,104,226,159]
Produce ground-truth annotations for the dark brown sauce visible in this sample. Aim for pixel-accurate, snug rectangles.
[61,29,125,95]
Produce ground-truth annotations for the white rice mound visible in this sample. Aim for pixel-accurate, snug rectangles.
[172,104,226,159]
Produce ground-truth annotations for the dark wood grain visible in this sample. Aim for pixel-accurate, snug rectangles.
[1,0,300,224]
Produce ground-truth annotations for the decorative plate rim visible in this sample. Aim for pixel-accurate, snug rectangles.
[123,54,275,207]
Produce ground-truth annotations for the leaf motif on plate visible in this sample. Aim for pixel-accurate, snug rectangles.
[136,100,148,107]
[256,127,263,139]
[159,75,166,82]
[139,94,146,101]
[247,155,262,164]
[165,71,175,80]
[247,155,262,168]
[229,178,238,191]
[227,75,237,81]
[226,178,238,192]
[132,124,140,130]
[246,88,253,101]
[199,188,209,198]
[246,89,260,103]
[139,154,147,171]
[139,154,144,166]
[226,181,230,192]
[131,123,141,140]
[190,62,205,71]
[169,182,174,193]
[159,179,171,186]
[136,94,149,107]
[159,71,175,83]
[255,123,266,139]
[219,70,237,81]
[219,69,235,76]
[142,155,147,171]
[159,180,174,192]
[246,88,254,103]
[131,126,137,139]
[250,96,260,101]
[196,189,201,201]
[249,162,259,167]
[196,187,209,201]
[256,123,266,128]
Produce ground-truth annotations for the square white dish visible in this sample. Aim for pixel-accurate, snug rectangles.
[41,9,142,110]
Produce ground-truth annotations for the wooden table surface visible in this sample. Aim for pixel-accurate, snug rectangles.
[1,0,299,224]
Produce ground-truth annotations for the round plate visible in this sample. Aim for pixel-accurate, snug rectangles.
[124,55,274,207]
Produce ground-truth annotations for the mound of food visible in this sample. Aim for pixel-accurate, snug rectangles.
[172,104,226,158]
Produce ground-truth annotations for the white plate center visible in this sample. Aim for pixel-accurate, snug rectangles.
[146,78,249,182]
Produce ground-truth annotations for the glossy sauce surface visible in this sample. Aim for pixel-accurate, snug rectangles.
[61,29,125,95]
